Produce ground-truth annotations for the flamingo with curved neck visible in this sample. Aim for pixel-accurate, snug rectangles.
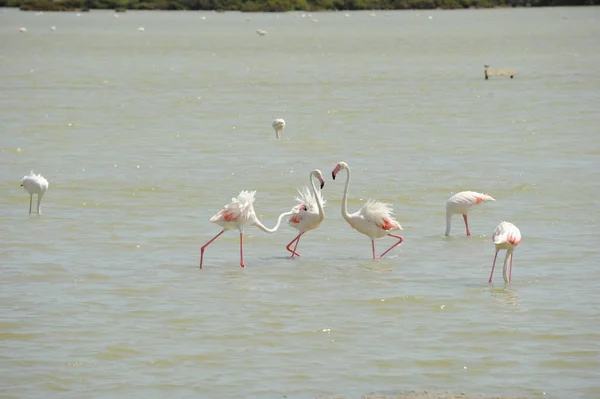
[285,169,326,258]
[200,190,292,269]
[331,161,404,259]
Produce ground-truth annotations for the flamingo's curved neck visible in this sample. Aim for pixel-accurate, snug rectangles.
[341,167,352,224]
[444,210,452,236]
[254,211,293,234]
[310,172,325,222]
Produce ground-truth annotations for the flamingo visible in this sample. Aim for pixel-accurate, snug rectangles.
[331,162,404,259]
[21,171,49,215]
[272,119,285,139]
[285,169,326,258]
[256,29,267,36]
[200,190,292,269]
[445,191,495,237]
[489,221,522,283]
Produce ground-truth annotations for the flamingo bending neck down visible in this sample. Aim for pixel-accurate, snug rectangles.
[272,119,285,139]
[489,221,522,283]
[200,190,292,269]
[445,191,495,237]
[21,171,49,215]
[331,161,404,259]
[285,169,326,258]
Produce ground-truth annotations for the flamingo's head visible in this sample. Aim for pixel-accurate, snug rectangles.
[312,169,325,189]
[331,161,348,180]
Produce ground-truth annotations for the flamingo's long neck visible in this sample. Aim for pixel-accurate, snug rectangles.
[444,209,452,236]
[37,193,44,215]
[502,249,512,283]
[310,172,325,222]
[340,167,352,224]
[254,211,294,234]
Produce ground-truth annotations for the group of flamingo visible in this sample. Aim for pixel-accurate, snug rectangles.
[200,154,522,284]
[19,121,521,284]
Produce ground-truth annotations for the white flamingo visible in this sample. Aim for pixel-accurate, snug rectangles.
[445,191,495,236]
[200,190,292,269]
[21,171,49,215]
[331,162,404,259]
[272,118,285,139]
[285,170,326,258]
[256,29,267,36]
[489,221,522,283]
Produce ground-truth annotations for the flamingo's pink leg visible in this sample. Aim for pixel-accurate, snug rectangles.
[285,233,303,258]
[239,231,246,268]
[463,214,471,237]
[379,234,404,258]
[509,252,513,283]
[200,229,225,269]
[371,240,376,260]
[489,250,499,283]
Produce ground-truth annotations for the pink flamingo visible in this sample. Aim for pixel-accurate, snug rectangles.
[285,169,326,258]
[200,190,292,269]
[489,221,522,283]
[331,161,404,259]
[445,191,495,237]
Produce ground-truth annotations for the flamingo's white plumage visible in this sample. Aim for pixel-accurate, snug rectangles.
[445,191,495,236]
[256,29,267,36]
[489,221,522,283]
[272,118,285,139]
[332,161,404,259]
[200,190,292,269]
[285,170,326,258]
[21,171,49,215]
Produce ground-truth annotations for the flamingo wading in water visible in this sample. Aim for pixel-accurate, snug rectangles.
[272,119,285,139]
[331,162,404,259]
[445,191,495,237]
[285,169,326,258]
[489,221,522,283]
[21,171,49,215]
[200,190,293,269]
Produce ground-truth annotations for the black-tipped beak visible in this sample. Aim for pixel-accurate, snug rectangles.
[320,181,325,190]
[332,172,336,180]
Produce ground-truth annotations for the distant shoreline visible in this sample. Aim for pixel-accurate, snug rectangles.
[10,0,598,13]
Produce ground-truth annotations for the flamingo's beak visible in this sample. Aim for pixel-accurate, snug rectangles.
[320,181,325,190]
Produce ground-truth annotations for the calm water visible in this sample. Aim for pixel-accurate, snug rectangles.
[1,7,599,399]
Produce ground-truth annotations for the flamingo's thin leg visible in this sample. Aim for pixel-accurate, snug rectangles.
[463,214,471,237]
[379,234,404,258]
[239,231,245,268]
[285,233,303,258]
[489,250,499,283]
[29,194,33,215]
[371,240,376,260]
[200,229,225,269]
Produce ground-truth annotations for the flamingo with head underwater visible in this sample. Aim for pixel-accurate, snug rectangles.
[489,221,522,283]
[285,169,326,258]
[331,161,404,259]
[21,171,49,215]
[200,190,292,269]
[445,191,495,237]
[272,119,285,139]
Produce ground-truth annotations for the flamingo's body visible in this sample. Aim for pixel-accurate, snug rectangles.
[21,171,49,215]
[445,191,495,236]
[256,29,267,36]
[286,170,326,258]
[331,162,404,259]
[272,119,285,139]
[200,190,292,269]
[489,221,522,283]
